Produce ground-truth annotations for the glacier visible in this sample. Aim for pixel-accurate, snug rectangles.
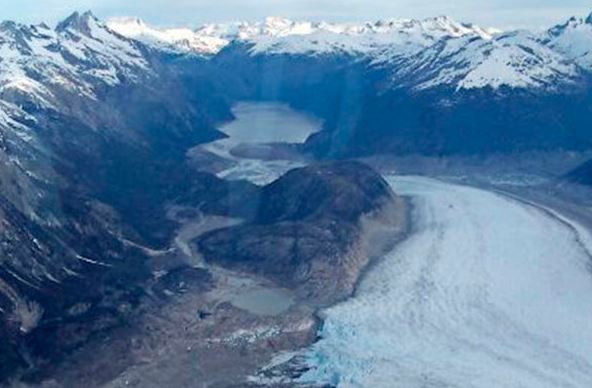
[300,176,592,388]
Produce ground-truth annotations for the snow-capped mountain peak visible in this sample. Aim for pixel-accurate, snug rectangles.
[0,10,590,103]
[107,17,228,55]
[262,16,296,32]
[544,13,592,70]
[107,16,160,37]
[240,16,496,56]
[56,11,98,37]
[0,21,35,55]
[379,28,579,91]
[107,15,495,57]
[413,15,497,40]
[105,13,587,91]
[0,10,150,123]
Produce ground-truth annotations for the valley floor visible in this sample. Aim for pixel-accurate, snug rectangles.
[13,102,405,388]
[15,100,592,387]
[20,168,592,388]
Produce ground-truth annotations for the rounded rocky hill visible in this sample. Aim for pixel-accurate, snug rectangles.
[198,161,405,305]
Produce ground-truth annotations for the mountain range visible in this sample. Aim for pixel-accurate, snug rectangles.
[107,13,592,90]
[109,13,592,158]
[1,9,592,382]
[2,11,592,160]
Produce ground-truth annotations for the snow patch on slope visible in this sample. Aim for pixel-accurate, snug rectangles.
[414,31,578,90]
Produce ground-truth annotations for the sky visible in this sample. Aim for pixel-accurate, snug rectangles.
[4,0,592,30]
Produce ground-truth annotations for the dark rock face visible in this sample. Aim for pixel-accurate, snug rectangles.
[198,161,401,305]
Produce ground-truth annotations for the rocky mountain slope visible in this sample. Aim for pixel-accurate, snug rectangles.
[0,11,409,382]
[0,11,249,381]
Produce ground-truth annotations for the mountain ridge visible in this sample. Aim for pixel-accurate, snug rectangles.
[107,14,498,58]
[104,11,592,92]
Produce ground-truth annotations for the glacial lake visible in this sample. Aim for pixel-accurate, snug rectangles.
[230,287,295,316]
[205,101,323,185]
[219,101,322,144]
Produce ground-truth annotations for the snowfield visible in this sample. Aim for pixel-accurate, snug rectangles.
[301,176,592,388]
